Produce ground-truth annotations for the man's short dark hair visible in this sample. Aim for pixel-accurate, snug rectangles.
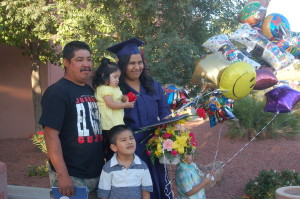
[108,125,133,145]
[63,41,91,61]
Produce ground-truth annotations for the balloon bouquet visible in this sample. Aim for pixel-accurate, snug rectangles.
[165,0,300,128]
[190,0,300,126]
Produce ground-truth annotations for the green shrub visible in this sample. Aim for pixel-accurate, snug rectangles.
[226,91,300,139]
[28,161,49,177]
[245,170,300,199]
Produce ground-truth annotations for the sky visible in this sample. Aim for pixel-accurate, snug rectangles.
[267,0,300,32]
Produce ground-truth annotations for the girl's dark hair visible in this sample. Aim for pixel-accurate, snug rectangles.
[117,54,155,94]
[92,58,120,89]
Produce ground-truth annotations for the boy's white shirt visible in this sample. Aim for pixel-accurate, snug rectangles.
[99,153,152,191]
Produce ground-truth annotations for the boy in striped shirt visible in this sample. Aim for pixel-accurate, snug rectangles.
[97,125,153,199]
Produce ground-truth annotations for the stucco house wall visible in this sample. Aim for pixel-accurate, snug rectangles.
[0,44,63,139]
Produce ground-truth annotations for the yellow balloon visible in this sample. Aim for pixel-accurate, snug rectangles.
[191,52,231,86]
[219,62,256,100]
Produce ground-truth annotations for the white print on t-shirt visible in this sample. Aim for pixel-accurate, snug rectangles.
[76,101,101,137]
[76,103,90,136]
[75,96,102,144]
[88,101,101,135]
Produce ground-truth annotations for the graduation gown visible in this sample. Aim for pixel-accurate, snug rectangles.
[123,81,173,199]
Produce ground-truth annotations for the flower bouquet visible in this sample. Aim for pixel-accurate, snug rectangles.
[146,119,198,165]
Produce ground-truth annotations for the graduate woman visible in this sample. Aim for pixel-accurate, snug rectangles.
[107,38,173,199]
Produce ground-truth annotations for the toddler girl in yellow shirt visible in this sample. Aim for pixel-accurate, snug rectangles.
[93,57,135,160]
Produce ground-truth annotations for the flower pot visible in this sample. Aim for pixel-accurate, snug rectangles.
[276,186,300,199]
[159,156,180,165]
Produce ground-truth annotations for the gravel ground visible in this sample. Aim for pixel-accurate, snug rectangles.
[0,119,299,199]
[181,120,300,199]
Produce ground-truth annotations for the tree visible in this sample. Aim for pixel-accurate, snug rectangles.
[0,0,246,132]
[100,0,246,87]
[0,0,58,132]
[0,0,114,132]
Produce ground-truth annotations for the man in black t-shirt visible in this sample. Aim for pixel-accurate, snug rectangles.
[39,41,104,198]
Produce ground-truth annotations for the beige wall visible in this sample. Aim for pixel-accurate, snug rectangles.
[0,44,63,139]
[48,62,64,86]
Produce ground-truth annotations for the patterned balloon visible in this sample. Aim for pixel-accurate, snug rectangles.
[262,13,290,39]
[163,85,190,110]
[271,31,300,58]
[205,93,235,127]
[238,1,267,27]
[291,31,300,48]
[264,85,300,113]
[230,23,294,70]
[247,0,270,8]
[202,34,260,70]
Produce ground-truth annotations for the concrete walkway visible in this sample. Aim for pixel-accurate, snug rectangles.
[8,185,50,199]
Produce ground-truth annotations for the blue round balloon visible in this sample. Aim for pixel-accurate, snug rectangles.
[262,13,291,39]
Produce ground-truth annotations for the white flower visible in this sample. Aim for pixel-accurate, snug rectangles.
[175,124,185,131]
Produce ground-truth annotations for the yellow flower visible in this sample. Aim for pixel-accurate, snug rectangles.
[172,135,188,154]
[176,119,186,125]
[155,143,163,156]
[154,128,161,135]
[166,126,175,135]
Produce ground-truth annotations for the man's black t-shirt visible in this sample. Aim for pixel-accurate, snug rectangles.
[40,78,104,179]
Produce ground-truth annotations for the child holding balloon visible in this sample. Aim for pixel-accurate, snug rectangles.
[175,154,214,199]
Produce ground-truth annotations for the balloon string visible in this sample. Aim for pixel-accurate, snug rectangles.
[215,112,279,172]
[212,124,223,171]
[161,148,174,199]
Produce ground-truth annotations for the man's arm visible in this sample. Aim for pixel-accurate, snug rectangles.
[44,126,74,196]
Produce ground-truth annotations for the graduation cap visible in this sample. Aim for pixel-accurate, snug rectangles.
[106,38,144,57]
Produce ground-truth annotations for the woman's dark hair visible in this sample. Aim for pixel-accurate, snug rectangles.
[117,54,155,94]
[92,58,120,89]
